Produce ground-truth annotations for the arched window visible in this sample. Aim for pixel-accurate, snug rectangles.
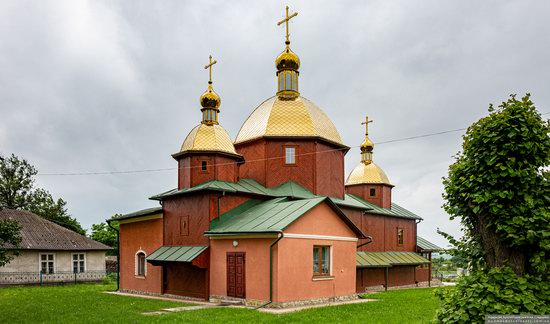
[136,251,146,277]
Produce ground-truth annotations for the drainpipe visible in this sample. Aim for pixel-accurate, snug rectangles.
[215,191,226,229]
[107,219,120,292]
[256,232,284,309]
[356,236,373,249]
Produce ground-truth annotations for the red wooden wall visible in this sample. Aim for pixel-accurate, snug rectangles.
[346,184,392,209]
[177,154,239,190]
[340,206,417,252]
[235,138,345,198]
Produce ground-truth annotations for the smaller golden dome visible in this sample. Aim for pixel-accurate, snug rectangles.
[276,46,300,71]
[200,84,221,109]
[360,136,374,152]
[346,162,393,186]
[180,123,237,155]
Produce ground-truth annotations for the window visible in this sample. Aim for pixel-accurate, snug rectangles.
[136,252,146,277]
[285,147,296,165]
[285,72,292,90]
[313,246,331,276]
[397,228,404,245]
[72,253,85,273]
[40,254,55,274]
[369,188,376,197]
[201,160,207,172]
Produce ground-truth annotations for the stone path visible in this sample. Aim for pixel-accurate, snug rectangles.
[143,305,219,316]
[257,298,378,314]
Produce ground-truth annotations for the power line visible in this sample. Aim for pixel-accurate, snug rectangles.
[37,111,550,177]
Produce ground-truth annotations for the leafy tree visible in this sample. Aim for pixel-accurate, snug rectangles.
[0,218,22,267]
[90,215,119,256]
[0,154,37,209]
[437,94,550,322]
[0,153,85,235]
[26,188,85,235]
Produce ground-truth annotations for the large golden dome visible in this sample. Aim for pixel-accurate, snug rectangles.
[180,123,237,155]
[234,96,344,146]
[346,162,393,186]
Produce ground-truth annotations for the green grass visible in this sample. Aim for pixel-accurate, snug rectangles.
[0,283,443,323]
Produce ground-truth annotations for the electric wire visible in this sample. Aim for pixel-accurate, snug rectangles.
[36,111,550,176]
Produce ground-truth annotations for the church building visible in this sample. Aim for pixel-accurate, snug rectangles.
[115,7,439,307]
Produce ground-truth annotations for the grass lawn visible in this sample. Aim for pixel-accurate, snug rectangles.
[0,283,443,323]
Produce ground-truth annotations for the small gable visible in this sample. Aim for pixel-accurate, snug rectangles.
[283,202,358,238]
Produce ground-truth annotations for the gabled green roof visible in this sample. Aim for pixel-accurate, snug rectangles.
[147,246,207,264]
[417,236,443,252]
[346,194,423,220]
[205,197,365,238]
[149,179,422,221]
[206,197,325,235]
[356,251,430,268]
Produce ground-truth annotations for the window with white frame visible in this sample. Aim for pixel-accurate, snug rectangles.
[40,253,55,274]
[285,147,296,165]
[136,251,146,277]
[72,253,86,273]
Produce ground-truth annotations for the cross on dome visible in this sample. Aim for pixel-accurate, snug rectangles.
[277,6,298,45]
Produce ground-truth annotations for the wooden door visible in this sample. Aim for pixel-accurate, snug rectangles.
[227,252,245,298]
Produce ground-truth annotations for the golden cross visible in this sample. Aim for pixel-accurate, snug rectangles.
[361,116,373,136]
[204,55,217,84]
[277,6,298,44]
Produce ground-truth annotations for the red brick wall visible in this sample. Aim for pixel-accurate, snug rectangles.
[119,218,163,294]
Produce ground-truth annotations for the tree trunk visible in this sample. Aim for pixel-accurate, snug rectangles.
[479,215,527,276]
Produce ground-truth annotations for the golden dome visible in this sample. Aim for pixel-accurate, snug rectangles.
[346,162,393,186]
[360,136,374,152]
[276,46,300,71]
[200,84,221,109]
[234,96,344,146]
[181,123,237,155]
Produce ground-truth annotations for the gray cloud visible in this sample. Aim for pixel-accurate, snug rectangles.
[1,0,549,247]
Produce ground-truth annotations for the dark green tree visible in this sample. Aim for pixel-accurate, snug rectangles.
[90,215,119,256]
[0,218,22,267]
[0,153,85,235]
[0,154,36,209]
[437,94,550,322]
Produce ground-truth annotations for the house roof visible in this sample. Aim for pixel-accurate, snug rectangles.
[356,251,430,268]
[417,236,443,252]
[150,179,423,221]
[0,209,110,251]
[205,197,365,238]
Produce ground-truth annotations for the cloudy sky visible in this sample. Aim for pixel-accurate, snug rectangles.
[1,1,549,247]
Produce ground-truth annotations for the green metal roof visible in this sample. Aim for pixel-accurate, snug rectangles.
[206,197,325,235]
[114,207,162,221]
[205,197,365,238]
[346,195,423,220]
[356,251,430,268]
[146,246,208,263]
[149,179,422,221]
[417,236,443,252]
